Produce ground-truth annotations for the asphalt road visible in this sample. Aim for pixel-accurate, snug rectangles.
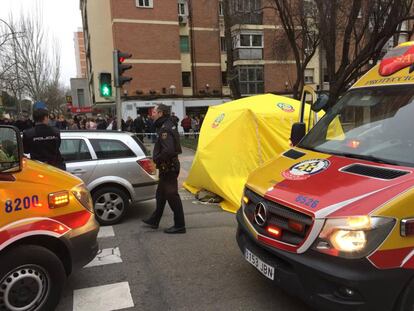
[56,147,312,311]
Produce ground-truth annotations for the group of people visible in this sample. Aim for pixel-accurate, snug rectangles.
[180,114,205,135]
[0,111,206,139]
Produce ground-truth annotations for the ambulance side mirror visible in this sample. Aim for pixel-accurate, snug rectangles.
[0,126,23,173]
[312,93,329,112]
[290,122,306,146]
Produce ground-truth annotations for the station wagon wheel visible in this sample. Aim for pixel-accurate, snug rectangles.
[0,245,66,311]
[92,187,129,225]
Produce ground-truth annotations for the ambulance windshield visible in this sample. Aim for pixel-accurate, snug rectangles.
[299,85,414,167]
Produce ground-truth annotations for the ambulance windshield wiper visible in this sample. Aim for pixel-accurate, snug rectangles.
[332,152,400,166]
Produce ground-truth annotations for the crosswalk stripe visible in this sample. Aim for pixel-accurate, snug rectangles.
[97,226,115,238]
[73,282,134,311]
[84,247,122,268]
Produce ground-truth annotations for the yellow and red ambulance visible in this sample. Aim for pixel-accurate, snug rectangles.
[237,41,414,311]
[0,125,99,310]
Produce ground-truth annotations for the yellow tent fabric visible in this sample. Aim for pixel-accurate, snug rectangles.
[183,94,317,213]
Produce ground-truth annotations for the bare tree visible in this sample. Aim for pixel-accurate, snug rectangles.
[223,0,241,98]
[40,81,67,115]
[0,5,61,111]
[269,0,320,99]
[315,0,414,106]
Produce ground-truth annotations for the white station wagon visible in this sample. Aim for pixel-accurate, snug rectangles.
[60,130,158,225]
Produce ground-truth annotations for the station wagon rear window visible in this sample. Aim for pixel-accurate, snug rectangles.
[90,139,135,159]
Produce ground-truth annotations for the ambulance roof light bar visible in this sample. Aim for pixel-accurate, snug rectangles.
[379,41,414,77]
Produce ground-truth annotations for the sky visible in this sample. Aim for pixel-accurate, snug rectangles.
[0,0,83,87]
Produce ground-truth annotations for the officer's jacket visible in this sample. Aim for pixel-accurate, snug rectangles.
[153,117,182,174]
[23,123,65,169]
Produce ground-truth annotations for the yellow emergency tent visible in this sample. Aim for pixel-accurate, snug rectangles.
[183,94,319,213]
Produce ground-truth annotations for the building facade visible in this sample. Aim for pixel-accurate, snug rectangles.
[70,78,92,114]
[74,28,87,78]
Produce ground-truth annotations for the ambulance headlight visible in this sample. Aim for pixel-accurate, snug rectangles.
[72,184,93,213]
[312,216,395,258]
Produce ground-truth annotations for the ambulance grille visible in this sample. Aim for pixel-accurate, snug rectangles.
[244,188,313,246]
[342,164,409,180]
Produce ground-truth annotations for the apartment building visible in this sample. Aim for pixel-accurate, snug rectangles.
[74,28,87,78]
[80,0,321,119]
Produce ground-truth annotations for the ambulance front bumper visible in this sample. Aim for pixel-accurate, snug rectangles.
[236,209,413,311]
[64,213,99,272]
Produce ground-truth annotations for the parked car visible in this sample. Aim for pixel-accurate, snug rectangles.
[60,130,158,225]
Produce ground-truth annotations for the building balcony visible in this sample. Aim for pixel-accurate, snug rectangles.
[233,48,263,61]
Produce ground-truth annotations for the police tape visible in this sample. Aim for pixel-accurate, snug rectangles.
[135,132,200,137]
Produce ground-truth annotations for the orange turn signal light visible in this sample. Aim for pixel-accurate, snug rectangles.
[267,226,282,238]
[49,191,69,209]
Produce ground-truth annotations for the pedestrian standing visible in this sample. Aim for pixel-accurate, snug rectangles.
[180,115,191,136]
[171,112,179,126]
[143,104,186,234]
[134,114,145,141]
[23,102,66,170]
[48,113,57,128]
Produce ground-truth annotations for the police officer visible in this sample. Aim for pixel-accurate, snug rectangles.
[143,104,186,234]
[23,102,66,170]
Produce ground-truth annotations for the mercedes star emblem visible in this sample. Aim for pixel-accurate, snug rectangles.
[254,202,267,227]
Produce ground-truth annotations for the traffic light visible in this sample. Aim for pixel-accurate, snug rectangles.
[113,50,133,87]
[99,72,112,97]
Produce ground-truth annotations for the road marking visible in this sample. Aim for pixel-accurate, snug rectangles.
[73,282,134,311]
[84,247,122,268]
[97,226,115,238]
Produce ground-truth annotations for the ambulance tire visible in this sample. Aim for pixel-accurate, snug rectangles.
[92,186,129,225]
[395,276,414,311]
[0,245,66,311]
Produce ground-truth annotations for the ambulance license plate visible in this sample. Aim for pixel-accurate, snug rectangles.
[245,248,275,280]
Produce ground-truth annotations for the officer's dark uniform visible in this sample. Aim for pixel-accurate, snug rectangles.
[23,123,66,170]
[147,116,185,229]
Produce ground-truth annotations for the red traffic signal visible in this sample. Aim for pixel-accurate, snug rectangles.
[113,50,133,87]
[119,52,131,63]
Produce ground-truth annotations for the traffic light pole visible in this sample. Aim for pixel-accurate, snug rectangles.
[113,49,133,131]
[115,86,122,131]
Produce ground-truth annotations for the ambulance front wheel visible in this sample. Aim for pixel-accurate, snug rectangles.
[0,245,66,311]
[395,276,414,311]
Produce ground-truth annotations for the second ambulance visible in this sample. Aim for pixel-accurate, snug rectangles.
[237,41,414,311]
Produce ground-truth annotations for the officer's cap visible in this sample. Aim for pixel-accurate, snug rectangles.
[33,101,48,111]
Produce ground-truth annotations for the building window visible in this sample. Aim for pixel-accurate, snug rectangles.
[136,0,153,8]
[238,66,264,95]
[182,72,191,87]
[220,37,227,52]
[222,71,228,86]
[77,88,85,107]
[304,68,314,84]
[178,0,188,15]
[233,0,261,13]
[180,36,190,53]
[234,32,263,48]
[219,1,224,16]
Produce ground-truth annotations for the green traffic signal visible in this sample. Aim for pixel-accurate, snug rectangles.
[99,72,112,97]
[101,85,111,97]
